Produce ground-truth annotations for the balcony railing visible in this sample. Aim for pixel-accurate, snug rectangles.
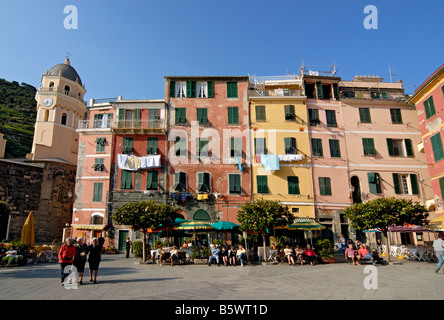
[111,119,166,131]
[39,87,86,104]
[249,89,305,97]
[340,90,406,101]
[77,120,112,130]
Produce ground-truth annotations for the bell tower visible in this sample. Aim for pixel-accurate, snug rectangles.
[29,59,86,165]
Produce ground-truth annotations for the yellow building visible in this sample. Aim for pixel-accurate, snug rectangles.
[28,59,87,165]
[249,75,314,218]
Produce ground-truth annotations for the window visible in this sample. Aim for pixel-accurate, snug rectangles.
[122,137,133,154]
[308,109,320,126]
[227,82,238,98]
[120,170,132,189]
[148,109,160,128]
[316,82,323,99]
[174,137,187,157]
[325,110,337,127]
[329,139,341,158]
[93,113,112,128]
[175,81,186,97]
[229,174,241,194]
[424,96,436,119]
[64,85,70,94]
[254,138,267,155]
[197,82,208,98]
[196,108,208,125]
[362,138,376,156]
[173,172,187,192]
[93,183,103,202]
[284,137,297,155]
[284,105,296,121]
[230,137,242,158]
[196,138,209,157]
[227,107,239,124]
[393,173,419,195]
[197,172,211,192]
[95,137,106,153]
[146,137,158,155]
[387,139,413,157]
[319,177,332,195]
[287,176,300,195]
[368,172,381,194]
[255,105,266,121]
[311,138,323,157]
[61,113,68,126]
[257,175,268,193]
[440,177,444,200]
[93,158,104,172]
[43,110,49,122]
[359,108,371,123]
[146,170,158,190]
[431,133,444,162]
[390,109,403,124]
[175,108,186,124]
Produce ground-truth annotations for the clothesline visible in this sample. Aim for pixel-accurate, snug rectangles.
[117,154,161,171]
[255,154,303,171]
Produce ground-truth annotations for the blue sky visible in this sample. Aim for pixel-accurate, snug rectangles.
[0,0,442,100]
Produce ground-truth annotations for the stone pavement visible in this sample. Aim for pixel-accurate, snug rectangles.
[1,253,443,301]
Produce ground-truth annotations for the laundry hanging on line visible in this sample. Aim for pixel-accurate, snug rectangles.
[117,154,161,171]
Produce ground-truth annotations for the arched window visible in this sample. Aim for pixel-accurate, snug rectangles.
[64,85,70,94]
[49,82,55,89]
[193,209,210,221]
[61,113,68,125]
[43,110,49,122]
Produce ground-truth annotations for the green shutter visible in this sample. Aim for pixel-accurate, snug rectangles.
[439,177,444,199]
[368,173,378,194]
[147,170,158,190]
[392,173,401,194]
[309,109,319,126]
[121,170,132,189]
[256,105,266,121]
[431,133,444,162]
[122,137,133,154]
[284,105,295,121]
[175,108,186,124]
[118,109,125,128]
[359,108,371,123]
[257,176,268,193]
[230,138,242,157]
[312,139,323,157]
[169,81,176,97]
[390,109,402,124]
[229,174,241,193]
[186,81,196,98]
[93,182,103,202]
[147,137,158,155]
[387,138,395,156]
[197,108,208,125]
[316,81,323,99]
[424,96,436,119]
[227,82,238,98]
[333,83,340,100]
[405,139,413,156]
[410,174,419,195]
[288,176,300,195]
[228,107,239,124]
[326,110,337,127]
[362,138,376,156]
[319,177,331,195]
[207,81,214,98]
[329,139,341,158]
[255,138,266,155]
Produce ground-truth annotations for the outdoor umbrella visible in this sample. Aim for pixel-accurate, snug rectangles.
[174,221,214,244]
[211,221,239,230]
[286,218,326,231]
[21,212,35,246]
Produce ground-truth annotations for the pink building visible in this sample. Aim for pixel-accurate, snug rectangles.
[409,64,444,219]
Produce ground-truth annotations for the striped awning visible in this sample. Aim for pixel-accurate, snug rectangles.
[71,224,105,230]
[286,218,326,231]
[174,220,214,230]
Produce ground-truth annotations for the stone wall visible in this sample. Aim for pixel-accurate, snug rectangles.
[0,159,76,243]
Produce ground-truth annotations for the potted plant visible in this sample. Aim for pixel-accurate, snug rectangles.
[316,239,335,264]
[104,246,118,254]
[190,246,210,264]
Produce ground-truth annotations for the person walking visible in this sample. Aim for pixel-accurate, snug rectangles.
[88,238,102,284]
[125,237,132,258]
[433,233,444,274]
[58,238,76,286]
[73,237,89,285]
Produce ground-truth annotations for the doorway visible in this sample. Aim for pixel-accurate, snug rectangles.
[118,230,129,252]
[351,176,362,204]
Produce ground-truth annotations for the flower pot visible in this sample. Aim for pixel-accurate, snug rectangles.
[321,258,335,264]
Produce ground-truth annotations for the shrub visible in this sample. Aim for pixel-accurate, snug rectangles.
[316,239,335,259]
[133,240,150,258]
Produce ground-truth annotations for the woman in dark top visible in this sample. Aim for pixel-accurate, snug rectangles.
[88,238,102,284]
[73,237,89,285]
[126,237,132,258]
[220,245,229,266]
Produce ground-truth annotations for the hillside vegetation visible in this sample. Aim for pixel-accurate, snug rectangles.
[0,78,37,158]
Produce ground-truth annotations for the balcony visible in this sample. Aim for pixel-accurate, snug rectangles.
[39,87,86,105]
[77,119,112,132]
[111,119,166,134]
[249,88,305,97]
[340,90,406,101]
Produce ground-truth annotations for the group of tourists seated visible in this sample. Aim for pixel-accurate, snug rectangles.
[344,242,377,266]
[207,244,248,266]
[280,244,317,266]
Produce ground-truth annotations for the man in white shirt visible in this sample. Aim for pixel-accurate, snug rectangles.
[433,233,444,274]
